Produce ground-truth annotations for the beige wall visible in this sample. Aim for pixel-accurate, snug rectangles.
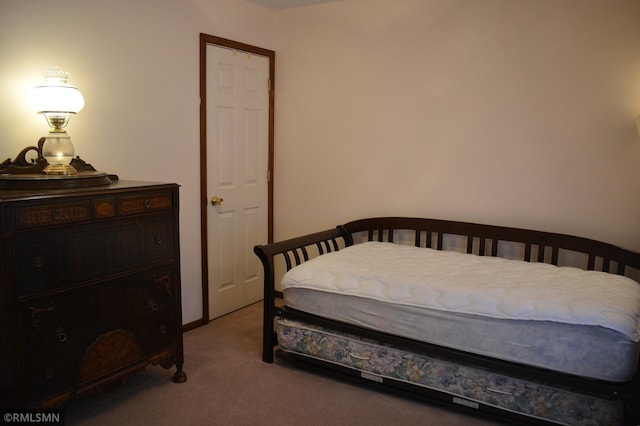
[0,0,277,324]
[273,0,640,252]
[1,0,640,324]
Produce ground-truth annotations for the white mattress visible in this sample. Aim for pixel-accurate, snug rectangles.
[281,242,640,341]
[281,242,640,381]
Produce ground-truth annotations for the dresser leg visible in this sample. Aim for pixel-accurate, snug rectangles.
[173,366,187,383]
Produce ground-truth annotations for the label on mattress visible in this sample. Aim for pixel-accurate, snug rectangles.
[361,372,383,383]
[281,242,640,341]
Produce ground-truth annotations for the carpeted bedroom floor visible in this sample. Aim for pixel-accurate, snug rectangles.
[64,301,503,426]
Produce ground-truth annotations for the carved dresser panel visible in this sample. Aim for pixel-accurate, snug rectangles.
[0,181,186,408]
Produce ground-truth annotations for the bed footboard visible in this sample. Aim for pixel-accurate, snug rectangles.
[253,226,352,362]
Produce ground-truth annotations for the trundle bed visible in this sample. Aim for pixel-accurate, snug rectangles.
[254,217,640,425]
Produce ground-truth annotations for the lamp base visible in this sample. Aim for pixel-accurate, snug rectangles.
[43,163,78,176]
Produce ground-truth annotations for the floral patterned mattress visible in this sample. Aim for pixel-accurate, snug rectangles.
[277,317,624,426]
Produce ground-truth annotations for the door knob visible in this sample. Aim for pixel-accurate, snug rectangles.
[211,196,224,206]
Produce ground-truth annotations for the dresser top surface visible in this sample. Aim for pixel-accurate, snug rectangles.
[0,180,178,202]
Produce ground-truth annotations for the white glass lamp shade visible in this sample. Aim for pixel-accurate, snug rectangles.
[31,84,85,114]
[31,67,84,130]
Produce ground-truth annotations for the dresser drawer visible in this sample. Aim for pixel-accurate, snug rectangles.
[8,191,174,232]
[13,200,92,230]
[19,265,179,400]
[14,214,174,296]
[118,193,172,215]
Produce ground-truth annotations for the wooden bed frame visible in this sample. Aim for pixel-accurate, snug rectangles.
[254,217,640,425]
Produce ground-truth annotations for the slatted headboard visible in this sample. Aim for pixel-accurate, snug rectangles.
[343,217,640,276]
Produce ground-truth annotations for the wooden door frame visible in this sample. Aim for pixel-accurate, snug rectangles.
[198,33,275,325]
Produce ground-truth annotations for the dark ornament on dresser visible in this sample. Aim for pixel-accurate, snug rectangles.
[0,137,117,189]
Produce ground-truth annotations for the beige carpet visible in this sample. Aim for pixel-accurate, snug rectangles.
[64,302,502,426]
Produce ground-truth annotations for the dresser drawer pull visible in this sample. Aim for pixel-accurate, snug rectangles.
[153,272,172,296]
[33,256,45,268]
[55,326,67,343]
[51,209,61,220]
[143,199,151,209]
[29,302,56,337]
[148,299,159,311]
[43,368,55,380]
[159,324,168,335]
[155,235,163,244]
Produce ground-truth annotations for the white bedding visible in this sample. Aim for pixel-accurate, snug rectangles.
[281,242,640,342]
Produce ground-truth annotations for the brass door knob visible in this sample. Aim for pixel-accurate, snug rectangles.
[211,196,224,206]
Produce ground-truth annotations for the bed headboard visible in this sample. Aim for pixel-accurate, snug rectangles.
[343,217,640,277]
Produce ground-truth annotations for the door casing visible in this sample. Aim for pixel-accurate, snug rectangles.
[199,33,275,323]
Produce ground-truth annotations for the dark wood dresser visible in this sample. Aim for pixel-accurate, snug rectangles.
[0,180,186,408]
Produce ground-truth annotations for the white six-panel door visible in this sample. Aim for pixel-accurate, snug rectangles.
[206,44,269,319]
